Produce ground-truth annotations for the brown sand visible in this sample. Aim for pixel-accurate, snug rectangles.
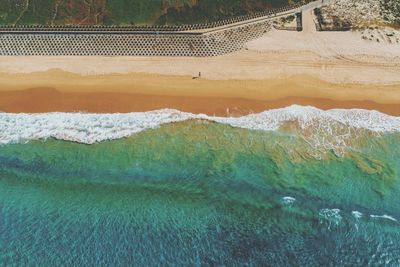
[0,70,399,116]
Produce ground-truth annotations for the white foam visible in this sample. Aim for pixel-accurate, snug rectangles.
[282,196,296,205]
[352,211,363,219]
[319,208,342,229]
[370,214,398,222]
[0,105,399,145]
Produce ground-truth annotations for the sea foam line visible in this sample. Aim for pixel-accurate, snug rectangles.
[0,105,399,145]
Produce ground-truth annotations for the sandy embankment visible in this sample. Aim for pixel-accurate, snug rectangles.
[0,10,399,116]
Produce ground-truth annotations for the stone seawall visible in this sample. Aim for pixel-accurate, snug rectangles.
[0,0,327,57]
[0,20,272,57]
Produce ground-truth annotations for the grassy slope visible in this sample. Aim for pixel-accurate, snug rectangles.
[0,0,301,26]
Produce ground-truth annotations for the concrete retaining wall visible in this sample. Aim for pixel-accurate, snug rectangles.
[0,0,323,57]
[0,20,272,57]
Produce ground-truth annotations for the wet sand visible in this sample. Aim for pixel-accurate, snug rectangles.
[0,70,399,116]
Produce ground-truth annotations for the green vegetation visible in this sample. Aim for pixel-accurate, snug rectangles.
[274,14,295,25]
[381,0,400,26]
[0,0,303,26]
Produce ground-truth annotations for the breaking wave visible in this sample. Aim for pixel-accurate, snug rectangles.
[1,105,399,145]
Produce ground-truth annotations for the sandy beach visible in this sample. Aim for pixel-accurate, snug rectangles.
[0,10,399,116]
[0,71,399,116]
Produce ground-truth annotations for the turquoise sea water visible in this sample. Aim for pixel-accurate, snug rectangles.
[0,120,399,266]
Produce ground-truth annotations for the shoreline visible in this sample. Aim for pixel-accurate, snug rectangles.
[0,70,399,116]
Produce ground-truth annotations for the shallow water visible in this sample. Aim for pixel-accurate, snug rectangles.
[0,120,399,266]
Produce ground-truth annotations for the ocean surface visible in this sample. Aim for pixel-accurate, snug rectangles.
[0,106,399,266]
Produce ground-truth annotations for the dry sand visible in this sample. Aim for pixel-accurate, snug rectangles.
[0,10,399,115]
